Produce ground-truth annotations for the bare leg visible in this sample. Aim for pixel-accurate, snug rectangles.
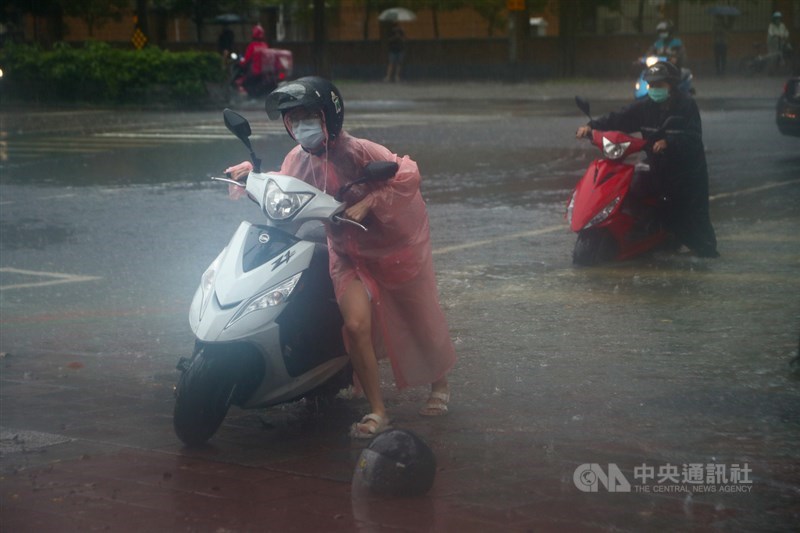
[340,279,386,431]
[431,376,448,395]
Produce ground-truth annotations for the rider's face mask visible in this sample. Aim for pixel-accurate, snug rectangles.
[291,117,326,151]
[648,86,670,103]
[659,32,669,39]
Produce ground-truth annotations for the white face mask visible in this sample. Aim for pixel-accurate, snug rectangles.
[292,118,325,150]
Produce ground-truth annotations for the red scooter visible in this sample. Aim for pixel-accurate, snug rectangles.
[566,97,675,265]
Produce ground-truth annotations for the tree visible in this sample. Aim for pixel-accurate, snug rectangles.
[466,0,505,37]
[62,0,128,37]
[356,0,399,40]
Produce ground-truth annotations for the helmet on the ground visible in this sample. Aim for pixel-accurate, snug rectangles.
[352,429,436,497]
[251,24,265,40]
[265,76,344,141]
[643,60,680,86]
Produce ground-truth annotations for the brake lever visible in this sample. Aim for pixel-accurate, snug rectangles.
[211,176,246,188]
[332,215,368,232]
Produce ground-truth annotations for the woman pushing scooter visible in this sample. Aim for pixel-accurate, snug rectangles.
[225,77,457,439]
[576,61,719,259]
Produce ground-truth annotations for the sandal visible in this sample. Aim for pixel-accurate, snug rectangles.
[350,413,391,439]
[418,391,449,417]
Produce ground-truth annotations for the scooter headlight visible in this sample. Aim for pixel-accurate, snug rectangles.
[583,196,620,230]
[645,56,660,67]
[566,192,576,225]
[226,272,302,328]
[602,137,631,160]
[199,251,224,321]
[265,180,313,220]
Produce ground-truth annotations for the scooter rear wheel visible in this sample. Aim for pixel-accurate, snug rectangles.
[173,347,239,447]
[572,229,617,266]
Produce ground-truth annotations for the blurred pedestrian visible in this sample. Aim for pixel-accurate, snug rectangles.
[767,12,791,71]
[384,22,406,82]
[217,23,234,56]
[712,15,733,76]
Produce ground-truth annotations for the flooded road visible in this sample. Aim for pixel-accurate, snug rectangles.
[1,84,799,530]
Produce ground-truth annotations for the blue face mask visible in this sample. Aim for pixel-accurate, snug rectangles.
[292,118,325,150]
[648,87,670,103]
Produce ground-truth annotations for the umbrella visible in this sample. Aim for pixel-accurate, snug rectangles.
[378,7,416,22]
[706,6,741,17]
[214,13,242,24]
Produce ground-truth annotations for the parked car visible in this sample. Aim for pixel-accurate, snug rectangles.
[776,77,800,137]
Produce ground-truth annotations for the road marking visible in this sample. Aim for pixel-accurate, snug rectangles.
[709,178,800,201]
[0,427,73,454]
[433,179,800,257]
[0,268,101,291]
[434,224,565,256]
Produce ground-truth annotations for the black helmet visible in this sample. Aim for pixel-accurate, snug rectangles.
[265,76,344,141]
[352,429,436,497]
[643,61,680,86]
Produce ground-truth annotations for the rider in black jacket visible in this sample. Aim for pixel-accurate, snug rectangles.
[576,61,719,258]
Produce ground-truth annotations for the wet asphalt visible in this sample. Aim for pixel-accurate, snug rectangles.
[1,76,799,531]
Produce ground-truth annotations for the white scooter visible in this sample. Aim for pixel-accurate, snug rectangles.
[173,109,397,446]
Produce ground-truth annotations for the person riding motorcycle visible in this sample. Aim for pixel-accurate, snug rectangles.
[767,12,791,69]
[225,77,457,438]
[648,20,686,69]
[236,24,270,97]
[576,61,719,258]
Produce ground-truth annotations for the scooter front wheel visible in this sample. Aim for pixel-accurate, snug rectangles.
[572,228,617,266]
[173,347,240,447]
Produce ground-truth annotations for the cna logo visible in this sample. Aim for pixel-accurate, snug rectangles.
[573,463,632,493]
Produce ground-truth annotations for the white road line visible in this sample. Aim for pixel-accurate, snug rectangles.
[93,132,239,140]
[709,178,800,201]
[434,224,565,256]
[0,268,101,291]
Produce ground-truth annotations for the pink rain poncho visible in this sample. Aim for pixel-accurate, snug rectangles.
[279,132,456,389]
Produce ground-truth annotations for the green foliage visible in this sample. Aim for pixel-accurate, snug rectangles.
[0,41,224,106]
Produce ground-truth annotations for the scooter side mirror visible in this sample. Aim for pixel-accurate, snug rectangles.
[335,161,398,201]
[363,161,398,182]
[223,108,253,149]
[575,96,591,119]
[223,108,262,173]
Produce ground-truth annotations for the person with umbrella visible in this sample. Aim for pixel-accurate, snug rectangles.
[384,21,406,83]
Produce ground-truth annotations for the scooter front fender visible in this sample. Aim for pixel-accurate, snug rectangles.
[189,221,316,343]
[570,160,634,232]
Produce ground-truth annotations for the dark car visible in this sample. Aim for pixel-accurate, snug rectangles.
[776,77,800,137]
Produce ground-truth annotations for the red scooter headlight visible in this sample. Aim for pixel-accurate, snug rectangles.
[602,137,631,160]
